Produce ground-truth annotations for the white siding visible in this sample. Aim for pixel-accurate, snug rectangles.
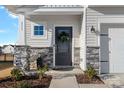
[86,8,103,46]
[25,15,81,47]
[86,7,124,47]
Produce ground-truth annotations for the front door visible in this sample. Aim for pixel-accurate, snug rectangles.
[55,27,72,66]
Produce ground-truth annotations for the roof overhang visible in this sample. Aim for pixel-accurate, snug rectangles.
[88,5,124,8]
[26,8,84,15]
[5,5,84,15]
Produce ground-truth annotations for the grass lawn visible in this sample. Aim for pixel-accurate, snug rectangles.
[0,61,13,70]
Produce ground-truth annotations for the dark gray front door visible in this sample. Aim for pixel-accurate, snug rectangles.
[55,27,72,66]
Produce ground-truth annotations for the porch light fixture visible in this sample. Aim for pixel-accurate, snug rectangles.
[91,26,95,33]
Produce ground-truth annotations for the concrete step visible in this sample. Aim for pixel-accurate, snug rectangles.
[46,68,84,77]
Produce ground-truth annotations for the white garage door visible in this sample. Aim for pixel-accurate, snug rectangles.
[109,28,124,73]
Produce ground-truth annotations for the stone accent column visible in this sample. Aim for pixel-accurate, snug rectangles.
[14,46,53,72]
[86,47,100,74]
[14,46,30,71]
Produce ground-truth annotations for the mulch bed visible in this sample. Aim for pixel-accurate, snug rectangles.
[75,74,104,84]
[0,75,52,88]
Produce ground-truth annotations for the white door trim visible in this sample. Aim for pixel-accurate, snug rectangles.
[53,24,74,67]
[98,16,124,74]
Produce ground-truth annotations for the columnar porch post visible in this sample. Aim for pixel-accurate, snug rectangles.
[80,6,87,71]
[17,14,26,45]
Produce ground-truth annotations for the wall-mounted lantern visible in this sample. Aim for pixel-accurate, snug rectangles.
[91,26,95,33]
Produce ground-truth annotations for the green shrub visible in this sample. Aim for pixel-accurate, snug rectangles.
[14,81,31,88]
[37,65,48,80]
[11,68,23,81]
[84,65,97,80]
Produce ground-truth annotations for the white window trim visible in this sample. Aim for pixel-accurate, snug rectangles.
[31,21,47,39]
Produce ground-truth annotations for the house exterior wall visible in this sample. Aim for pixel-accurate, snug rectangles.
[2,46,14,54]
[86,7,124,46]
[25,15,82,66]
[26,15,81,47]
[86,7,124,73]
[86,7,103,73]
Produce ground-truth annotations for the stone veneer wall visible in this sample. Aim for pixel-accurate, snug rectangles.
[86,47,100,74]
[14,46,53,72]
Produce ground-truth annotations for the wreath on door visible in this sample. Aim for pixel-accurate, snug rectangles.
[58,32,70,43]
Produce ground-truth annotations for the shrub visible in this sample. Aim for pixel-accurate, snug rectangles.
[11,68,23,81]
[84,65,97,80]
[37,65,48,80]
[44,64,49,71]
[14,81,31,88]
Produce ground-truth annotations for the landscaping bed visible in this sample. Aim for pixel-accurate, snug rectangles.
[76,65,104,84]
[76,74,104,84]
[0,75,52,88]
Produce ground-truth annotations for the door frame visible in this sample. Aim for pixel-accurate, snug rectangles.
[98,16,124,74]
[53,25,74,67]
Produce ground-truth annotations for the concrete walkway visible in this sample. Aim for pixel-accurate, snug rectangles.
[47,68,82,88]
[79,84,109,88]
[50,74,79,88]
[47,68,108,88]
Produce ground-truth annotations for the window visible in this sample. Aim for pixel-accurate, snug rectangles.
[31,22,47,39]
[34,25,44,35]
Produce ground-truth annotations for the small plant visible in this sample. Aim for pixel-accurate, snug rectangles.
[11,68,23,81]
[37,65,48,80]
[14,81,31,88]
[44,64,49,71]
[84,65,97,80]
